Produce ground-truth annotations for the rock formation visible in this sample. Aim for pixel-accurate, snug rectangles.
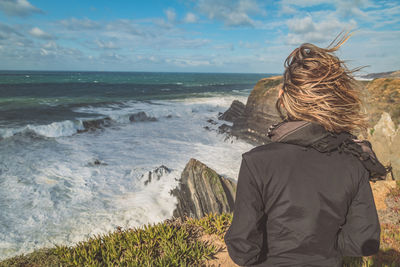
[218,76,283,145]
[361,70,400,79]
[218,100,245,122]
[141,165,171,186]
[171,158,237,219]
[129,111,157,122]
[364,77,400,126]
[368,112,400,180]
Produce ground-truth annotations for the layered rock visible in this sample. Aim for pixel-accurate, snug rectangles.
[171,158,237,219]
[218,76,283,145]
[367,112,400,180]
[218,100,245,122]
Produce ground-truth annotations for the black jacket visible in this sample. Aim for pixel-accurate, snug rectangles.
[224,121,385,267]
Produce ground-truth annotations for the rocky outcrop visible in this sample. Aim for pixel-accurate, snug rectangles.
[368,112,400,180]
[361,70,400,79]
[141,165,171,186]
[129,111,157,122]
[171,158,237,219]
[218,100,245,122]
[364,77,400,126]
[218,76,283,145]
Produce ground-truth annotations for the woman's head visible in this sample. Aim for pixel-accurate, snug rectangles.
[276,32,368,133]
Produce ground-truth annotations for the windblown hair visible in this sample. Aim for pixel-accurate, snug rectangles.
[276,32,368,133]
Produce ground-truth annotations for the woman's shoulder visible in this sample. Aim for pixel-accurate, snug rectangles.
[243,142,301,158]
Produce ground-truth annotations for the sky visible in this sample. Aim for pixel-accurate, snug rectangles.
[0,0,399,73]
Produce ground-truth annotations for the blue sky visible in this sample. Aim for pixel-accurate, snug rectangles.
[0,0,399,73]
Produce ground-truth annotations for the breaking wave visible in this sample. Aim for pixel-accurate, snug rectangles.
[0,112,158,140]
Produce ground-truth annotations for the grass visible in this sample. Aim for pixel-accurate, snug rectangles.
[187,213,233,241]
[1,182,399,266]
[0,218,217,267]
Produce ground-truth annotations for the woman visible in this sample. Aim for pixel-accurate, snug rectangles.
[224,32,387,267]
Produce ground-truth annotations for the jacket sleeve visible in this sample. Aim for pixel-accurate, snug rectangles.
[224,154,267,266]
[337,172,381,257]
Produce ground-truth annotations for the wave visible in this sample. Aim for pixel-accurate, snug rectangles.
[0,111,158,140]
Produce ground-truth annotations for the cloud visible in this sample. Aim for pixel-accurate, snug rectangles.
[0,22,22,40]
[196,0,264,27]
[165,8,176,23]
[286,16,357,45]
[94,39,119,49]
[0,0,43,17]
[335,0,371,18]
[184,12,197,23]
[29,27,53,39]
[280,0,331,7]
[58,18,102,31]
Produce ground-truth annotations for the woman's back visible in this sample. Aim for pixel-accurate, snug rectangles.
[224,121,380,266]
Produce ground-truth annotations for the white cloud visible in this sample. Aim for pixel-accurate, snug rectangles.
[165,8,176,23]
[184,12,197,23]
[286,16,357,45]
[281,0,331,7]
[335,0,371,18]
[0,0,43,17]
[43,41,57,49]
[58,18,102,31]
[196,0,264,27]
[95,39,118,49]
[29,27,52,39]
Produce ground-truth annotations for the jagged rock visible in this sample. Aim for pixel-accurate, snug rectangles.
[87,159,108,166]
[230,76,283,145]
[141,165,171,185]
[78,117,113,133]
[129,111,157,122]
[207,119,218,125]
[218,124,232,135]
[368,112,400,180]
[218,100,245,123]
[171,158,237,219]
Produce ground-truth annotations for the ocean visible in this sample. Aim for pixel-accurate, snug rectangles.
[0,71,271,259]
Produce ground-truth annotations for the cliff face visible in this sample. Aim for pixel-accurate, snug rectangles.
[368,112,400,180]
[364,78,400,126]
[229,76,283,145]
[171,158,237,219]
[361,70,400,79]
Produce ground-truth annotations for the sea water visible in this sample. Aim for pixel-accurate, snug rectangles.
[0,71,271,259]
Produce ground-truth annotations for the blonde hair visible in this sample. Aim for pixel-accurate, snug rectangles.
[276,32,368,134]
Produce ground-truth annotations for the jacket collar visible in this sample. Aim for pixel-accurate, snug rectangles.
[267,120,388,180]
[267,120,356,152]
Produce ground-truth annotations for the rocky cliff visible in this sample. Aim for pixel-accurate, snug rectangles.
[218,76,282,145]
[171,158,237,219]
[361,70,400,79]
[364,78,400,126]
[367,112,400,180]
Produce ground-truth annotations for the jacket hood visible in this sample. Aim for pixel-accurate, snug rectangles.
[267,120,388,181]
